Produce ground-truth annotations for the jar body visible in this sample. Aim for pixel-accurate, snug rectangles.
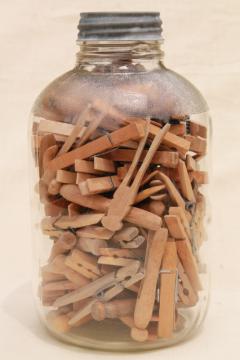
[30,46,211,350]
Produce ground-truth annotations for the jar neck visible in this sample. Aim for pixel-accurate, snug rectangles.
[76,40,164,73]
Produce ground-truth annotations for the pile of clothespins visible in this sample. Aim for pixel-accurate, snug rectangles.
[33,100,208,342]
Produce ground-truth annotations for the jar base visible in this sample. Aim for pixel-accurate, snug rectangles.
[42,302,208,352]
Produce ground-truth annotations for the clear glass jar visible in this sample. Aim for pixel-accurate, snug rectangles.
[30,12,211,351]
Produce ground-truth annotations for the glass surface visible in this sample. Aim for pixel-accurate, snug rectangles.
[30,40,211,351]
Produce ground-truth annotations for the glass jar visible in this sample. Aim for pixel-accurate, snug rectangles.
[30,12,211,351]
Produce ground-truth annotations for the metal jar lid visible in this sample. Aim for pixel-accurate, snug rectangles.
[78,12,163,41]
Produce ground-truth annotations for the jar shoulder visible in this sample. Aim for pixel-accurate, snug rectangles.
[33,66,209,121]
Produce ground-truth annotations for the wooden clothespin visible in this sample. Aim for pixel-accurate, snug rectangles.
[102,122,170,232]
[178,159,196,202]
[158,239,178,338]
[125,117,191,155]
[53,261,140,307]
[164,215,202,292]
[105,149,179,168]
[54,262,143,325]
[60,184,162,231]
[48,122,145,171]
[134,228,168,329]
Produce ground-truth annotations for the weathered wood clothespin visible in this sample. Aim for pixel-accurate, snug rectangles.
[134,228,168,329]
[48,122,145,170]
[158,239,178,338]
[53,261,141,307]
[105,149,179,168]
[102,122,170,231]
[54,262,143,325]
[164,215,202,292]
[178,159,196,202]
[60,184,162,231]
[125,118,191,155]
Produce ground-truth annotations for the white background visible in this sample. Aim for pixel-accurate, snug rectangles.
[0,0,240,359]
